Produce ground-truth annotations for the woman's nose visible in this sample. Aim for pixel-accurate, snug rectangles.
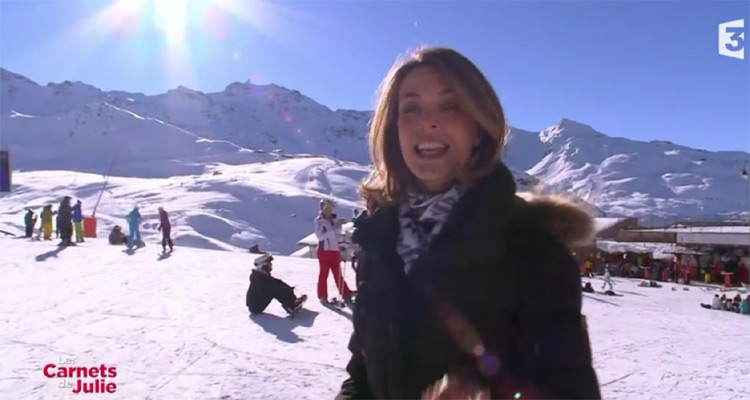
[421,123,439,131]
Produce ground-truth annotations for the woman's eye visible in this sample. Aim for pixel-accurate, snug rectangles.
[400,104,419,114]
[441,102,460,112]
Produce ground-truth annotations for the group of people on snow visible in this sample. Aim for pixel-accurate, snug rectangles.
[700,293,750,315]
[582,266,618,296]
[244,199,358,317]
[23,198,174,253]
[583,256,749,288]
[23,196,85,246]
[109,205,174,253]
[246,47,602,399]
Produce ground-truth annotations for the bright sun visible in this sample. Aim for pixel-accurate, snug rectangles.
[115,0,206,43]
[151,0,192,42]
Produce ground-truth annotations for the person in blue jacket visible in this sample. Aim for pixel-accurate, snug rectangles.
[741,295,750,315]
[72,200,85,243]
[125,206,143,247]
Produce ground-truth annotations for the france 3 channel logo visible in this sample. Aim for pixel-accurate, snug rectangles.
[719,19,746,60]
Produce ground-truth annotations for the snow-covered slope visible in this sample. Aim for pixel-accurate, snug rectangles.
[0,157,553,254]
[526,119,750,223]
[0,68,372,167]
[0,237,357,400]
[4,101,270,177]
[2,237,749,399]
[0,157,370,254]
[1,68,748,223]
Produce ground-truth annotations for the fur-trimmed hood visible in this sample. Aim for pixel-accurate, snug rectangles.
[514,191,596,248]
[354,162,596,252]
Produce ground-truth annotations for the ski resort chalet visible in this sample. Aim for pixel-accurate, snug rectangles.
[574,220,750,284]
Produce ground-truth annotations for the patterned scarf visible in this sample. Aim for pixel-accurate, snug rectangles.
[397,184,466,273]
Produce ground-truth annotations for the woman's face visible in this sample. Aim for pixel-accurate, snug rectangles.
[397,66,479,194]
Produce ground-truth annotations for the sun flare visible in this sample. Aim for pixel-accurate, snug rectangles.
[42,0,287,88]
[151,0,191,42]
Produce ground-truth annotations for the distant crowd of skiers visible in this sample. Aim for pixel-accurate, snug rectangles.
[23,198,175,253]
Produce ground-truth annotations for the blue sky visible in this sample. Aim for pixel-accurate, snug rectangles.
[1,0,748,152]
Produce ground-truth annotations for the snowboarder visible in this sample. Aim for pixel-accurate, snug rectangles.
[601,267,614,290]
[24,209,37,238]
[246,253,307,316]
[72,200,84,243]
[125,206,142,247]
[314,199,354,306]
[157,206,173,253]
[57,197,74,246]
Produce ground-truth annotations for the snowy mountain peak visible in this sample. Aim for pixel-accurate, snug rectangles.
[224,80,254,93]
[540,118,603,143]
[0,68,38,86]
[170,85,204,95]
[46,80,103,97]
[0,67,747,227]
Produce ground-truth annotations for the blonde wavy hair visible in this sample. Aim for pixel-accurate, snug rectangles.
[359,46,509,211]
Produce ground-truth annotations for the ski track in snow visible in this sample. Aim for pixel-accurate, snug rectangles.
[1,238,749,399]
[1,238,355,399]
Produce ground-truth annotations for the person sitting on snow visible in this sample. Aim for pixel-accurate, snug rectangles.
[740,295,750,315]
[731,297,741,313]
[108,225,128,245]
[582,282,595,293]
[712,294,722,309]
[701,294,722,310]
[246,253,307,316]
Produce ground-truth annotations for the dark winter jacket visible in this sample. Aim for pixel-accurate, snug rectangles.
[58,201,72,225]
[24,211,36,228]
[159,209,171,230]
[336,162,601,400]
[72,203,83,222]
[246,268,283,313]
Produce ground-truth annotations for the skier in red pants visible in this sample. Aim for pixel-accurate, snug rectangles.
[314,200,354,305]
